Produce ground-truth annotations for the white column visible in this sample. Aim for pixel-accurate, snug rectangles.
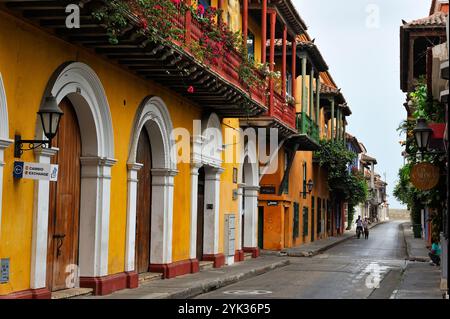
[189,163,202,260]
[124,163,143,272]
[370,162,375,190]
[150,168,178,265]
[30,147,58,289]
[236,184,245,251]
[243,186,259,248]
[203,167,224,255]
[78,156,116,277]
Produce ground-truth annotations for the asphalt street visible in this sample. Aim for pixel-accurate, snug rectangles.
[195,221,409,299]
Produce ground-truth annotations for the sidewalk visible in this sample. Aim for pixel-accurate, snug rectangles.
[393,262,443,299]
[76,256,289,299]
[401,222,430,262]
[281,221,386,257]
[394,222,444,299]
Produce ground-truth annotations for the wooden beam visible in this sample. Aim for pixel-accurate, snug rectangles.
[261,0,267,63]
[282,24,287,98]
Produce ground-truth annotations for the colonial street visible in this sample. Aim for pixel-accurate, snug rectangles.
[195,221,440,299]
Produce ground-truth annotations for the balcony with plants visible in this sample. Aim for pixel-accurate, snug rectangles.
[2,0,273,118]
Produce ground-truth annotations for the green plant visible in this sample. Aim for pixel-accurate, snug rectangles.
[315,140,368,208]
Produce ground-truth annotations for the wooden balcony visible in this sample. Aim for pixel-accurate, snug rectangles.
[270,91,296,130]
[1,0,267,118]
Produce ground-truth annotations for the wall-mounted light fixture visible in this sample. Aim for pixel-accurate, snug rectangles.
[14,95,64,158]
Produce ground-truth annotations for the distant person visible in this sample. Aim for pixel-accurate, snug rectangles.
[429,238,441,266]
[355,216,363,238]
[363,218,369,239]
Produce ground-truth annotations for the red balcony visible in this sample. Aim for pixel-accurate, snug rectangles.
[270,91,296,130]
[1,0,267,118]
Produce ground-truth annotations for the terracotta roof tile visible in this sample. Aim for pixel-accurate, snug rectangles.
[404,11,448,28]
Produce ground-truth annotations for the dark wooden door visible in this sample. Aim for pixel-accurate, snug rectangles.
[196,167,205,261]
[47,98,81,292]
[257,207,264,249]
[311,197,315,242]
[284,207,290,248]
[135,128,152,273]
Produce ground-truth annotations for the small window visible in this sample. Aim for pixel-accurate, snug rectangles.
[293,203,300,239]
[286,72,293,97]
[247,30,255,61]
[303,207,309,236]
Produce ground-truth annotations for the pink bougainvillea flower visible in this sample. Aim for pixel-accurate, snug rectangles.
[139,17,148,29]
[171,0,181,5]
[197,4,205,15]
[154,4,163,10]
[187,86,194,93]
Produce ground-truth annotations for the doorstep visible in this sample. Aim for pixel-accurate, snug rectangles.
[138,272,163,284]
[51,288,93,299]
[244,252,253,260]
[199,261,214,271]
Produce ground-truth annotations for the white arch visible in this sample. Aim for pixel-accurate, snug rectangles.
[189,112,224,267]
[0,73,13,240]
[31,62,116,292]
[238,141,259,252]
[125,96,177,274]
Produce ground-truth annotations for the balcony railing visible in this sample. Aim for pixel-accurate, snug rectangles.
[296,112,320,143]
[271,92,296,130]
[171,7,266,107]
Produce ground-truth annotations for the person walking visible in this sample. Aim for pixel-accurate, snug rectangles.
[355,216,363,239]
[363,218,369,240]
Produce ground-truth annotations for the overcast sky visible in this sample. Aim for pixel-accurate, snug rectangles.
[294,0,431,208]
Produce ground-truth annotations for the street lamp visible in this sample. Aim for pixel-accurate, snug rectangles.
[413,118,432,156]
[14,95,64,158]
[301,179,314,198]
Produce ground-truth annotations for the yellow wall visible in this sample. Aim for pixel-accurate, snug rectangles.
[0,10,209,294]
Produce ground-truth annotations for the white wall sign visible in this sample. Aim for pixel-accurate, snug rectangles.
[13,161,58,181]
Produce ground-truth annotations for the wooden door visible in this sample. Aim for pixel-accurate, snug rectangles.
[47,98,81,292]
[284,207,290,248]
[196,167,205,261]
[135,128,152,274]
[257,207,264,249]
[311,197,315,242]
[241,190,245,248]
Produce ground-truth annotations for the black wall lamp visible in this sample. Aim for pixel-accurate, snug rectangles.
[14,95,64,158]
[301,179,314,198]
[413,118,432,156]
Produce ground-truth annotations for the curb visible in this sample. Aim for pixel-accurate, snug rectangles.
[285,221,387,257]
[401,222,430,262]
[163,259,290,299]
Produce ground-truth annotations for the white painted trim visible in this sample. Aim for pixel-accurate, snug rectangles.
[31,62,116,289]
[189,163,202,260]
[125,96,178,268]
[0,74,9,140]
[240,142,260,250]
[0,73,12,244]
[30,147,58,289]
[203,167,224,255]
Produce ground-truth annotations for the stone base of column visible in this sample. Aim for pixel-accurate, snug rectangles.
[125,271,139,289]
[149,259,199,279]
[80,272,133,296]
[0,288,51,299]
[202,253,225,268]
[243,247,260,258]
[234,249,245,262]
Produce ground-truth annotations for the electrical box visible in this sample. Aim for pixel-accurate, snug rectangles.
[0,258,10,284]
[224,214,236,257]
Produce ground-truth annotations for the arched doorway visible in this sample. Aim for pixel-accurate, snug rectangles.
[30,62,116,295]
[46,98,82,291]
[135,128,152,274]
[196,167,205,261]
[239,146,260,257]
[125,96,177,278]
